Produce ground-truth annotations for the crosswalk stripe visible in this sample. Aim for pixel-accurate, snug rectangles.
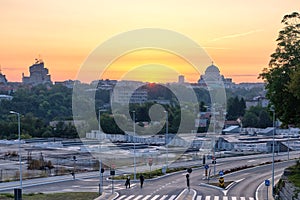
[141,195,151,200]
[151,195,160,200]
[124,195,135,200]
[133,195,143,200]
[117,195,255,200]
[159,195,168,200]
[205,196,211,200]
[168,195,177,200]
[117,195,127,200]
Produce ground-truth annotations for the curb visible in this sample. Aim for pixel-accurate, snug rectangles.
[175,188,196,200]
[94,192,118,200]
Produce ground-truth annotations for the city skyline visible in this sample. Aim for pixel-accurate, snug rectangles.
[0,1,298,83]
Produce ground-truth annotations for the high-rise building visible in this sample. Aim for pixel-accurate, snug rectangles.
[22,58,52,85]
[178,75,185,84]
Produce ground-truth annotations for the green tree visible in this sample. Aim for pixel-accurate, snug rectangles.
[242,112,259,127]
[242,106,273,128]
[227,96,246,120]
[259,12,300,127]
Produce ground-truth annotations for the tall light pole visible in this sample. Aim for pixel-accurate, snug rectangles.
[10,111,22,192]
[132,111,136,181]
[165,111,169,168]
[271,108,275,196]
[98,109,105,194]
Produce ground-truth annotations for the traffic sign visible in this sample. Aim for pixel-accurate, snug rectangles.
[265,179,270,187]
[204,164,209,169]
[187,168,192,173]
[219,177,225,188]
[219,170,224,176]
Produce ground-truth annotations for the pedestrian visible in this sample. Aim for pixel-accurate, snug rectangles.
[186,174,190,191]
[125,176,131,189]
[139,174,144,188]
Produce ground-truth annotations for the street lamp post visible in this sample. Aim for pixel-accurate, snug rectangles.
[10,111,22,191]
[165,111,169,168]
[271,108,276,196]
[98,109,105,194]
[132,111,136,181]
[212,105,216,176]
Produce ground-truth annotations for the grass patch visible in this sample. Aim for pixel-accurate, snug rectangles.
[0,192,99,200]
[114,166,193,180]
[287,160,300,188]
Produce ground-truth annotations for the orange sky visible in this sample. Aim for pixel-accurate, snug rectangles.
[0,0,299,83]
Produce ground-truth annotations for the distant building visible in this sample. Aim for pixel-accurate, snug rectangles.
[178,75,185,84]
[198,63,234,88]
[236,82,265,90]
[245,96,269,109]
[111,81,147,105]
[0,66,8,85]
[22,58,52,85]
[0,94,13,101]
[55,80,81,88]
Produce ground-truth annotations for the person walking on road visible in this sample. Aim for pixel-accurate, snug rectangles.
[125,176,131,189]
[139,174,144,188]
[186,174,190,191]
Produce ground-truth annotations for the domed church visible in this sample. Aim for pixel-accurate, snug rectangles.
[198,63,233,87]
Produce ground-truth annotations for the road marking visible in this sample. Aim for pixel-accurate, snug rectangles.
[223,196,228,200]
[133,195,143,200]
[141,195,151,200]
[231,197,237,200]
[247,160,256,163]
[249,198,255,200]
[205,196,211,200]
[168,195,176,200]
[117,195,126,200]
[159,195,168,200]
[124,195,135,200]
[196,195,202,200]
[240,197,246,200]
[152,195,160,200]
[214,196,219,200]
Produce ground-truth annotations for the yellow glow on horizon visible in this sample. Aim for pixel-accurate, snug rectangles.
[100,49,201,83]
[0,0,298,83]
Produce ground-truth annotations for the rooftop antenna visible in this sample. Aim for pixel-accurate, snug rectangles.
[38,54,43,63]
[211,61,214,65]
[0,64,2,74]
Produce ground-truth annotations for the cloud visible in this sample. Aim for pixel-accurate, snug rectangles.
[229,74,258,77]
[202,46,232,50]
[209,29,264,42]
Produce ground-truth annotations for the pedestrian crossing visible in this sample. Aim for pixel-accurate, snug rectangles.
[115,194,177,200]
[114,195,255,200]
[196,196,255,200]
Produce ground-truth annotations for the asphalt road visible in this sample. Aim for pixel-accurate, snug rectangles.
[0,151,298,200]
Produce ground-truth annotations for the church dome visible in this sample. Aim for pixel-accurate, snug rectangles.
[205,64,220,74]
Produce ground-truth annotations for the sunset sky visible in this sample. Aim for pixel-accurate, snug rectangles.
[0,0,298,83]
